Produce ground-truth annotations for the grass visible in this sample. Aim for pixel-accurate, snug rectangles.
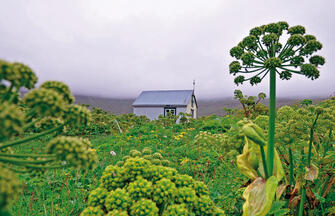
[9,128,246,216]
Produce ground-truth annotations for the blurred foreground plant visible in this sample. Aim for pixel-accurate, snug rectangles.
[0,59,97,214]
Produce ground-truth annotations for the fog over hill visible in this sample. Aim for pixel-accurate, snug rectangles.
[74,95,328,117]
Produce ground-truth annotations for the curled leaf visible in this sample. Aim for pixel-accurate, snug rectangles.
[276,184,288,200]
[237,137,259,179]
[237,135,285,181]
[305,163,319,181]
[242,176,278,216]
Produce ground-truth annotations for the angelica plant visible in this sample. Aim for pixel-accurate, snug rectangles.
[230,21,325,178]
[0,59,97,214]
[229,21,325,216]
[233,89,266,118]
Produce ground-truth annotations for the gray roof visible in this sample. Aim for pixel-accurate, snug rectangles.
[132,90,194,107]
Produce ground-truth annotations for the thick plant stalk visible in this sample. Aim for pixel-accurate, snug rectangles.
[289,147,294,186]
[23,115,46,131]
[267,68,276,176]
[298,114,319,216]
[307,114,319,167]
[0,156,54,165]
[0,153,55,158]
[0,125,63,150]
[298,188,306,216]
[259,145,269,179]
[323,129,332,157]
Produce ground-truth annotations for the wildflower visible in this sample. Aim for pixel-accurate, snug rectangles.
[110,151,116,156]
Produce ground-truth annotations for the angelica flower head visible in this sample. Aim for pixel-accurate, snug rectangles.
[229,21,325,86]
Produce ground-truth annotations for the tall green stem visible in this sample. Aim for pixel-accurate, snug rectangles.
[298,188,306,216]
[289,147,294,186]
[0,125,63,150]
[0,153,55,158]
[0,156,54,165]
[260,145,269,179]
[23,115,46,131]
[267,68,276,176]
[307,114,319,167]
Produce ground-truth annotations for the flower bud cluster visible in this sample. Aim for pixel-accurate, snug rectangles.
[288,25,306,35]
[194,180,210,197]
[34,117,64,132]
[301,40,322,55]
[88,187,109,208]
[262,33,278,46]
[162,204,189,216]
[117,148,170,168]
[1,61,37,89]
[241,52,255,66]
[130,199,158,216]
[100,165,125,191]
[234,75,245,85]
[107,210,128,216]
[81,150,223,215]
[194,130,239,156]
[265,23,283,35]
[40,81,74,104]
[24,88,65,117]
[229,61,241,75]
[47,136,97,168]
[300,64,319,80]
[194,195,217,216]
[152,178,176,204]
[264,57,282,69]
[254,115,269,132]
[241,35,258,50]
[149,165,178,183]
[309,55,325,67]
[105,188,131,211]
[229,46,244,59]
[287,34,306,46]
[80,206,105,216]
[304,35,316,41]
[0,103,25,141]
[0,165,20,209]
[127,177,153,201]
[175,187,196,206]
[63,104,91,128]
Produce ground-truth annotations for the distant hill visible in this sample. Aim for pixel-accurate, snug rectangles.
[74,95,327,117]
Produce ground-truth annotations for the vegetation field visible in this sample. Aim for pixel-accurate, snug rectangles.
[1,21,335,216]
[9,114,246,215]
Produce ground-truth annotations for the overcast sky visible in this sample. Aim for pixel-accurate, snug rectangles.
[1,0,334,99]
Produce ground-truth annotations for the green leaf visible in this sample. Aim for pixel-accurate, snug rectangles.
[268,200,290,216]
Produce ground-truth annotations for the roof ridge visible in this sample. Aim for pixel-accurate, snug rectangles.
[141,90,193,92]
[132,90,194,106]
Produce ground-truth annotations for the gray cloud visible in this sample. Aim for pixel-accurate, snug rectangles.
[1,0,334,99]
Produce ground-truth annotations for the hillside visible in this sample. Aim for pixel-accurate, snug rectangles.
[74,95,327,117]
